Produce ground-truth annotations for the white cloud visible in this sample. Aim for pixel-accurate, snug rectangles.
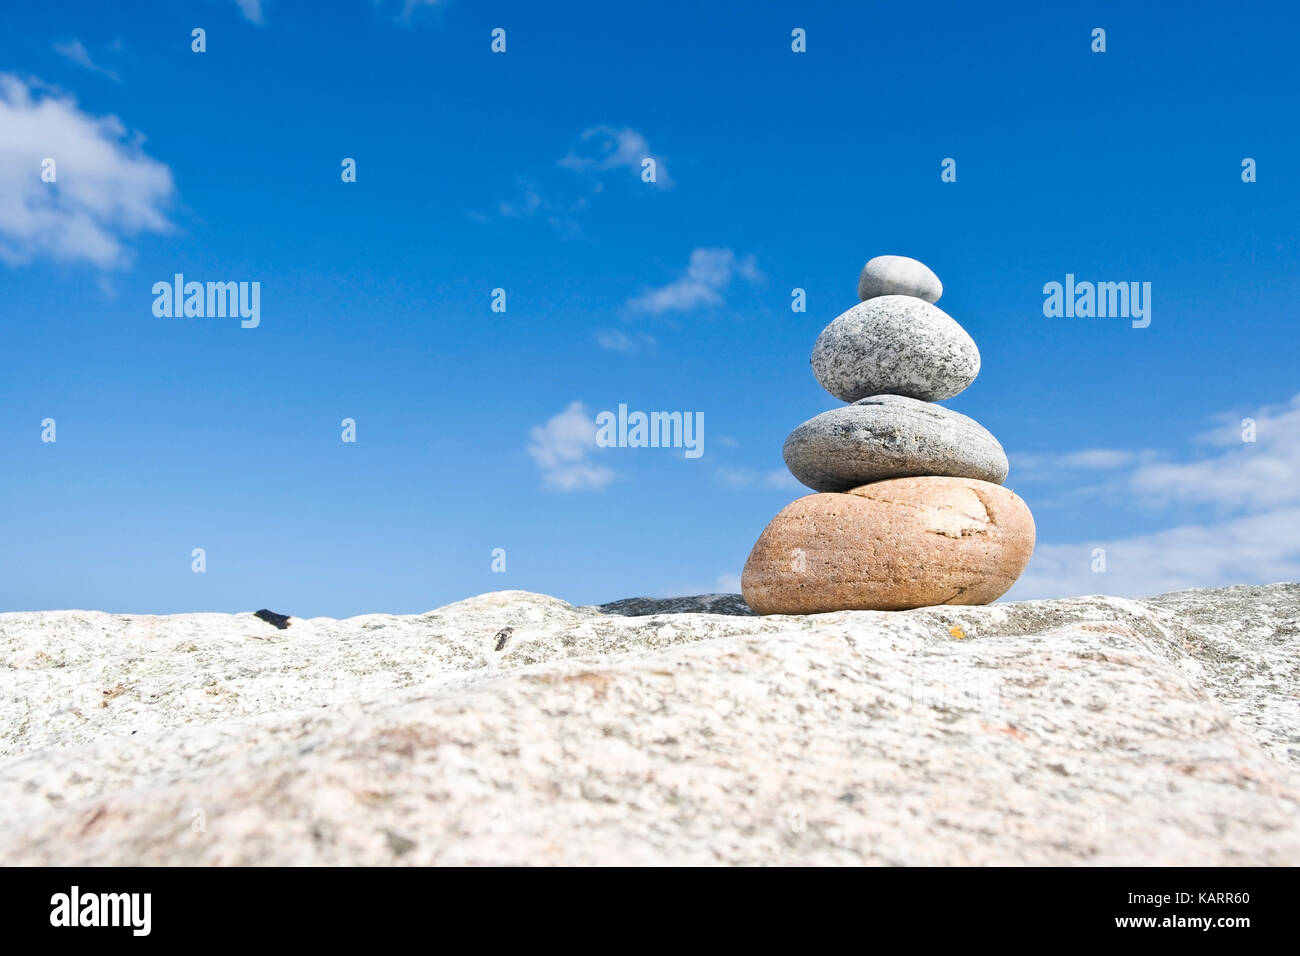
[1007,508,1300,601]
[232,0,266,23]
[595,329,631,351]
[496,179,545,219]
[716,467,802,491]
[654,572,744,598]
[559,125,673,188]
[372,0,449,24]
[595,329,656,352]
[627,248,762,315]
[1009,393,1300,600]
[490,175,586,237]
[1011,448,1148,482]
[52,40,120,83]
[241,1,456,27]
[480,126,668,229]
[527,401,615,491]
[1129,394,1300,511]
[714,573,742,593]
[0,74,175,269]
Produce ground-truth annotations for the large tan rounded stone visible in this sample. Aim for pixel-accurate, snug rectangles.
[741,476,1035,614]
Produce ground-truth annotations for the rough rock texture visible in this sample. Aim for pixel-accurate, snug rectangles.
[811,296,980,403]
[742,477,1035,614]
[1,583,1298,866]
[783,394,1009,492]
[857,254,942,303]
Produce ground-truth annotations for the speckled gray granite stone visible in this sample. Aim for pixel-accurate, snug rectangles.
[783,394,1009,492]
[1,583,1298,865]
[858,254,943,303]
[812,296,980,402]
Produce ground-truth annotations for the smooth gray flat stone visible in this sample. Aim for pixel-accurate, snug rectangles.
[783,394,1008,492]
[811,295,979,402]
[858,255,942,303]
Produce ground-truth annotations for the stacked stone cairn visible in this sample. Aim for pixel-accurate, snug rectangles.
[742,255,1035,614]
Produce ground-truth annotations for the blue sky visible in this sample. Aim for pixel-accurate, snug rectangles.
[2,0,1298,615]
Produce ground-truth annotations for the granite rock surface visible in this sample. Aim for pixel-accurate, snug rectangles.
[1,584,1297,865]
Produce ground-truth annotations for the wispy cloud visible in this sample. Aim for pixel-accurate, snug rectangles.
[714,573,742,593]
[0,74,175,269]
[51,40,120,83]
[559,125,673,189]
[496,179,546,219]
[594,329,656,352]
[715,467,802,491]
[373,0,449,25]
[491,175,592,237]
[1012,448,1146,478]
[237,1,451,26]
[1008,508,1300,601]
[479,125,668,233]
[232,0,266,24]
[527,401,615,491]
[1007,393,1300,600]
[1129,395,1300,511]
[626,248,762,315]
